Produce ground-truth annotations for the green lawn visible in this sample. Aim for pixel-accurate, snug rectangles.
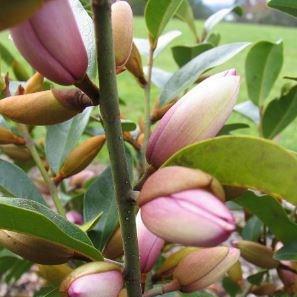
[1,17,297,150]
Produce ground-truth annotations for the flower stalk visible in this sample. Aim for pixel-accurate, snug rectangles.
[91,1,142,297]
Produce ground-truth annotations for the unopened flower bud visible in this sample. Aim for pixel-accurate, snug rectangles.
[11,0,88,85]
[173,247,240,292]
[112,1,133,68]
[103,228,123,260]
[147,69,240,167]
[60,262,123,297]
[0,126,25,145]
[154,247,199,280]
[137,212,165,273]
[233,240,280,269]
[0,144,32,162]
[24,72,44,94]
[0,230,88,264]
[55,135,105,183]
[278,261,297,293]
[66,211,83,225]
[0,0,44,31]
[250,283,277,296]
[0,89,93,126]
[139,167,235,246]
[125,43,147,86]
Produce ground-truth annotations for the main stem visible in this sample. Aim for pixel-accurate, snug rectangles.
[92,1,142,297]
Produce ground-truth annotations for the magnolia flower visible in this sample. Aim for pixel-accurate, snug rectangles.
[147,69,240,167]
[136,212,165,273]
[11,0,88,85]
[173,247,240,292]
[139,166,235,246]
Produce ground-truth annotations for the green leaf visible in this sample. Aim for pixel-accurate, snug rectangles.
[234,100,260,124]
[145,0,184,45]
[205,32,221,47]
[218,123,249,136]
[165,136,297,205]
[268,0,297,18]
[84,167,118,250]
[274,242,297,261]
[121,119,137,132]
[34,287,61,297]
[245,40,283,106]
[172,43,213,67]
[80,212,102,232]
[175,0,198,40]
[46,107,93,173]
[160,42,250,105]
[0,197,102,261]
[147,67,172,89]
[236,192,297,243]
[263,85,297,139]
[222,277,242,297]
[71,0,96,78]
[203,6,243,39]
[241,215,263,242]
[0,160,45,205]
[247,270,267,285]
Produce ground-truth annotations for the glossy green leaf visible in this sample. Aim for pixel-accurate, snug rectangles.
[268,0,297,18]
[46,107,93,173]
[145,0,184,45]
[0,197,102,261]
[241,215,263,242]
[166,136,297,205]
[218,123,249,136]
[245,40,283,106]
[247,270,267,285]
[84,167,118,250]
[121,119,137,132]
[160,42,250,105]
[175,0,198,40]
[222,277,241,297]
[236,192,297,243]
[203,6,243,39]
[263,85,297,139]
[274,241,297,261]
[0,160,45,205]
[172,43,213,67]
[80,212,102,232]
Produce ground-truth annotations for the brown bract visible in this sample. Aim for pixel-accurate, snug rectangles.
[103,227,124,259]
[138,166,225,206]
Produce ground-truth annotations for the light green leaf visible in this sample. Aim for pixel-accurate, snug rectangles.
[203,6,243,39]
[268,0,297,18]
[172,43,213,67]
[0,160,45,205]
[245,40,283,106]
[236,192,297,243]
[166,136,297,205]
[0,197,102,262]
[80,212,103,232]
[175,0,198,40]
[160,42,250,105]
[145,0,184,46]
[263,85,297,139]
[46,107,93,173]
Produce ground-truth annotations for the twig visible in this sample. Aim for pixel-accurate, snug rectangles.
[17,124,65,216]
[91,1,142,296]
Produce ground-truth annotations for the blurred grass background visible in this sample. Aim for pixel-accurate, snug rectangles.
[1,17,296,150]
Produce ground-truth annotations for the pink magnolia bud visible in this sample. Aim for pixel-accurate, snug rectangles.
[136,212,165,273]
[60,262,123,297]
[147,69,240,167]
[11,0,88,85]
[66,211,83,225]
[173,247,240,292]
[139,167,235,246]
